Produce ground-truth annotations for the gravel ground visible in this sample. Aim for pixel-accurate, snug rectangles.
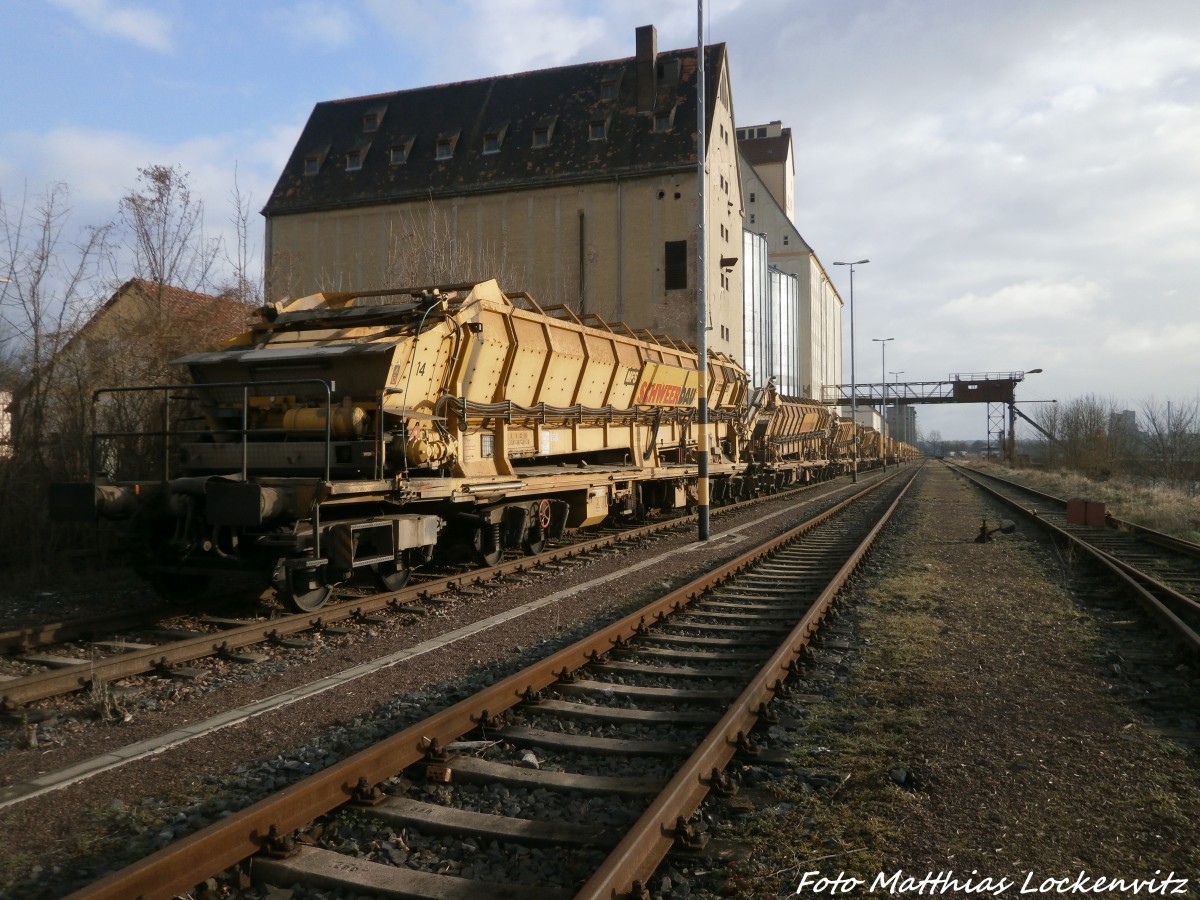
[0,478,859,897]
[687,463,1200,899]
[3,462,1197,899]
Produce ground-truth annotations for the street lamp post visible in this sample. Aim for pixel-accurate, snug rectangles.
[872,337,893,439]
[890,370,905,444]
[833,259,869,483]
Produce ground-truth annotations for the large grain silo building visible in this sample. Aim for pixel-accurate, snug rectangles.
[262,26,844,400]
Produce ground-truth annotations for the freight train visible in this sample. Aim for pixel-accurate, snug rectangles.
[51,279,917,610]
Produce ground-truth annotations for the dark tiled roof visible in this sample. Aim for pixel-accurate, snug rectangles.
[264,43,726,216]
[106,279,258,342]
[10,280,257,404]
[738,130,791,166]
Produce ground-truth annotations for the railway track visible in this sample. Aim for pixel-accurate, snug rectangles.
[949,462,1200,653]
[0,473,887,716]
[63,465,918,899]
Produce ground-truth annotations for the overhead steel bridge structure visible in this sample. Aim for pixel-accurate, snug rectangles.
[821,370,1051,460]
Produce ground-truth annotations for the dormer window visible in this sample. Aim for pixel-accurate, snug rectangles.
[304,155,321,176]
[482,123,508,155]
[361,104,386,132]
[589,117,609,141]
[656,58,681,85]
[532,115,557,148]
[389,136,414,165]
[600,77,619,101]
[435,130,460,160]
[345,145,369,171]
[653,104,677,133]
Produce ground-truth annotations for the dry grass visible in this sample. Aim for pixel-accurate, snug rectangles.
[980,461,1200,541]
[713,466,1200,899]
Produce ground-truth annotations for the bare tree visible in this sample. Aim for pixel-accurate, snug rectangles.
[1056,394,1118,479]
[0,183,110,469]
[116,164,220,295]
[219,164,262,307]
[383,202,521,295]
[1031,401,1063,468]
[1138,396,1200,486]
[0,183,110,570]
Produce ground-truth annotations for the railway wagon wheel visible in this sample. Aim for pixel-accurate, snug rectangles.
[279,564,332,612]
[372,559,411,592]
[522,499,553,555]
[473,522,504,567]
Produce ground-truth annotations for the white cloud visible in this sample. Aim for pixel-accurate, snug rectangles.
[357,0,703,81]
[940,279,1102,329]
[1103,321,1200,356]
[0,123,296,293]
[48,0,173,53]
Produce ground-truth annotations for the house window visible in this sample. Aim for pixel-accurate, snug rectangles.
[750,192,756,203]
[665,240,687,290]
[749,214,755,224]
[481,123,508,155]
[304,155,321,176]
[600,78,619,100]
[757,126,766,137]
[589,119,608,141]
[362,112,380,132]
[532,116,556,148]
[436,139,454,160]
[345,147,367,171]
[783,235,790,245]
[654,104,676,133]
[389,141,411,165]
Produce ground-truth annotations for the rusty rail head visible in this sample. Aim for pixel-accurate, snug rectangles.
[572,466,919,900]
[64,473,905,900]
[952,463,1200,654]
[3,476,824,711]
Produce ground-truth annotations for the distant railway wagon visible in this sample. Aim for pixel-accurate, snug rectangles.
[51,280,917,610]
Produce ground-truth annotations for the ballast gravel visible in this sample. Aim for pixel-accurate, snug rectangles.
[0,482,853,897]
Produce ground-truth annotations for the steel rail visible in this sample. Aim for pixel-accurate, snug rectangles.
[575,464,919,899]
[0,605,205,655]
[0,586,267,655]
[4,479,822,709]
[64,472,904,900]
[954,463,1200,556]
[952,464,1200,654]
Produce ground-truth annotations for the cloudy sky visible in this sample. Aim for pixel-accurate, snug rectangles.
[2,0,1197,439]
